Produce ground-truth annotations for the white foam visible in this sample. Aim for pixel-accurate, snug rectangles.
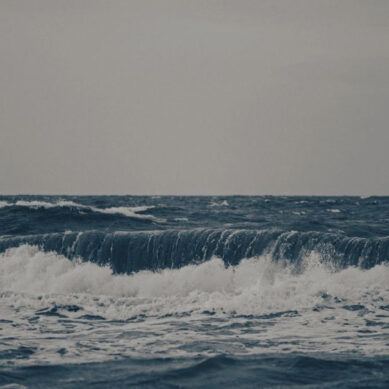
[15,200,80,209]
[1,245,388,365]
[1,200,161,221]
[1,245,388,316]
[327,208,341,213]
[210,200,229,207]
[92,205,158,221]
[174,217,189,222]
[292,211,306,215]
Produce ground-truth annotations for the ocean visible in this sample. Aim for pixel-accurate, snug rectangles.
[0,195,388,388]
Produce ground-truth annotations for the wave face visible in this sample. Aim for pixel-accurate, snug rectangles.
[0,195,388,388]
[1,229,388,274]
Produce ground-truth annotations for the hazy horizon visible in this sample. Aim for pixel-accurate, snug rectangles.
[1,1,388,195]
[1,193,386,198]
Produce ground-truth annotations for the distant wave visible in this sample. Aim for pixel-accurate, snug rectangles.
[91,205,158,220]
[209,200,229,207]
[327,208,341,213]
[0,200,80,209]
[174,217,189,222]
[0,200,162,222]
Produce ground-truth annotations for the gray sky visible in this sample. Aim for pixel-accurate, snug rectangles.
[0,0,388,195]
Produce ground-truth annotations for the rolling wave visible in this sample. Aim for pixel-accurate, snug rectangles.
[0,200,161,222]
[0,228,388,273]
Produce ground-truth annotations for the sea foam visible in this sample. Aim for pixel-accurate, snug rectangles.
[0,200,160,221]
[1,244,388,317]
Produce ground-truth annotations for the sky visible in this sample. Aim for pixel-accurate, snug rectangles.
[0,0,388,195]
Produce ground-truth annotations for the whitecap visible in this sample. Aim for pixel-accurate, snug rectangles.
[209,200,229,207]
[4,200,162,222]
[327,208,341,213]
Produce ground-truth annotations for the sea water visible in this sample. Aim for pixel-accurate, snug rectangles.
[0,195,388,387]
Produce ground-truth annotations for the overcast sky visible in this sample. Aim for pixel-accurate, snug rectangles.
[0,0,388,195]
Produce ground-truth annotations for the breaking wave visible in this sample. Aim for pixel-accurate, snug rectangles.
[1,229,388,274]
[0,200,160,221]
[1,244,388,318]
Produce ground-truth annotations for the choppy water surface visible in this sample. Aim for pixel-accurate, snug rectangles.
[0,196,388,388]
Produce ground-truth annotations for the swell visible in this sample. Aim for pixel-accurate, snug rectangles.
[0,200,161,222]
[0,228,388,273]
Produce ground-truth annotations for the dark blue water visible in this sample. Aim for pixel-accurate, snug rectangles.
[0,196,388,387]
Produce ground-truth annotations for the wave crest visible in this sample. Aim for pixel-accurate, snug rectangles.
[0,200,161,221]
[1,229,387,274]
